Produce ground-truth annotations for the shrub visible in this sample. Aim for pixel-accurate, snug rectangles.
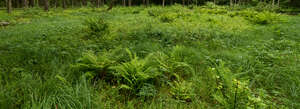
[159,13,178,23]
[148,9,164,17]
[255,2,280,12]
[204,61,270,109]
[84,17,109,38]
[72,51,115,82]
[112,49,161,96]
[150,47,195,81]
[169,80,194,102]
[228,10,281,24]
[250,11,281,24]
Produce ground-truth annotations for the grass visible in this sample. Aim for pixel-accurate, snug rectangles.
[0,5,300,108]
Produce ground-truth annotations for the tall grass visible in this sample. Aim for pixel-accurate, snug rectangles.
[0,5,299,108]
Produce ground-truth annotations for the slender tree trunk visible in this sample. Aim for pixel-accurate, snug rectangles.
[82,0,87,6]
[128,0,132,6]
[36,0,39,7]
[107,0,115,11]
[277,0,280,7]
[182,0,185,6]
[71,0,74,8]
[7,0,12,14]
[162,0,165,7]
[29,0,34,7]
[16,0,20,8]
[54,0,57,8]
[44,0,49,11]
[146,0,149,6]
[123,0,126,6]
[62,0,66,9]
[23,0,28,9]
[97,0,100,7]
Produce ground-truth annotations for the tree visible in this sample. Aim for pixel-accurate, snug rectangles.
[23,0,28,9]
[7,0,12,14]
[44,0,49,11]
[162,0,165,7]
[97,0,101,7]
[128,0,132,6]
[107,0,116,10]
[63,0,66,9]
[29,0,34,7]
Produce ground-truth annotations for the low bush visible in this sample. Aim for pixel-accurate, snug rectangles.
[84,17,109,38]
[228,10,281,24]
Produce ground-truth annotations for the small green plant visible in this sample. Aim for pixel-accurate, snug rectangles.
[137,83,158,98]
[255,2,280,12]
[72,51,114,81]
[152,49,195,81]
[228,10,281,24]
[84,17,109,38]
[159,13,177,23]
[112,49,161,96]
[169,80,194,102]
[207,61,269,109]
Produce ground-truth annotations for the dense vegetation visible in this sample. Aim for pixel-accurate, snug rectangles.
[2,0,300,13]
[1,3,300,109]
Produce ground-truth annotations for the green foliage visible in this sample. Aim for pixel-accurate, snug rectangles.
[112,49,161,96]
[1,6,300,109]
[159,12,178,23]
[207,61,269,109]
[255,2,280,12]
[228,10,281,24]
[72,51,114,81]
[169,80,194,102]
[84,17,109,38]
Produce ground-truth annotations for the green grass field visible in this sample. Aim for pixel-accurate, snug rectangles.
[0,5,300,109]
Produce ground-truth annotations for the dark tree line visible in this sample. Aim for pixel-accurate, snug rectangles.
[2,0,300,13]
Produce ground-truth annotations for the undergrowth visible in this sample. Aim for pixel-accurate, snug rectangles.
[0,5,299,109]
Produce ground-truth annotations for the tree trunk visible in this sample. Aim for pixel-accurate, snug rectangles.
[44,0,49,11]
[107,0,115,11]
[71,0,73,8]
[128,0,132,6]
[123,0,126,6]
[62,0,66,9]
[29,0,33,7]
[16,0,20,8]
[82,0,87,6]
[54,0,57,8]
[146,0,149,6]
[23,0,28,8]
[7,0,12,14]
[182,0,185,6]
[277,0,280,7]
[97,0,100,7]
[162,0,165,7]
[36,0,39,7]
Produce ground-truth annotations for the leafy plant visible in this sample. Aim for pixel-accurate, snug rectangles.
[72,51,114,82]
[169,80,194,102]
[112,49,161,96]
[84,17,109,38]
